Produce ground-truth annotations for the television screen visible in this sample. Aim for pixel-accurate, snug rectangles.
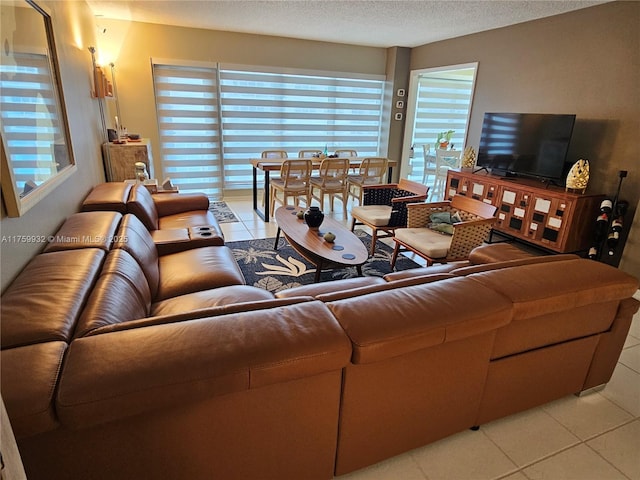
[476,113,576,181]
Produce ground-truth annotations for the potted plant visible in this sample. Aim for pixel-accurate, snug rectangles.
[435,130,455,150]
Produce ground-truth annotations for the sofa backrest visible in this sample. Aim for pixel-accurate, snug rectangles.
[325,276,513,364]
[43,211,122,253]
[81,182,132,214]
[126,184,159,230]
[0,249,106,349]
[112,214,160,299]
[75,249,152,338]
[464,258,639,359]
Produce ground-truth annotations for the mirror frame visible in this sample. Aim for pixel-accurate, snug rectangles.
[0,0,76,217]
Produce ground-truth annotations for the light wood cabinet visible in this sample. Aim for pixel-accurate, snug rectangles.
[102,139,154,182]
[445,169,604,253]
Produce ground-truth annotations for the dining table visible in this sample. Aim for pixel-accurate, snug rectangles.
[250,157,397,222]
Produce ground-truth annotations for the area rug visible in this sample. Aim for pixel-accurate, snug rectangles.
[227,231,421,293]
[210,201,239,223]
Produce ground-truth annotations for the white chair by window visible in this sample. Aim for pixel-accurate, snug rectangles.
[430,149,462,201]
[422,145,437,184]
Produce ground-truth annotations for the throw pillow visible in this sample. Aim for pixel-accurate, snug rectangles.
[430,211,452,224]
[431,223,454,235]
[452,211,462,223]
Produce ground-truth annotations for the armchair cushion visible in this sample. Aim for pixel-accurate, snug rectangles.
[395,228,452,259]
[350,205,392,227]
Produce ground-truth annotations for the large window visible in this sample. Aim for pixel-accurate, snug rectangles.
[152,62,385,197]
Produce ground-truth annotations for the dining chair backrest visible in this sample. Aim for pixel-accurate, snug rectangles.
[262,150,288,159]
[359,157,388,183]
[298,150,322,158]
[317,157,349,185]
[279,159,312,187]
[335,149,358,158]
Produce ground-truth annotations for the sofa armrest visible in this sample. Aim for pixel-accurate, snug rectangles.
[153,192,210,217]
[447,218,496,261]
[56,301,351,429]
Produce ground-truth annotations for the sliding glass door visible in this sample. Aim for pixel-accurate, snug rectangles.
[401,63,478,187]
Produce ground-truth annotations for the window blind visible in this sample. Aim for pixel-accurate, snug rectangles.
[152,63,222,198]
[412,67,475,152]
[219,68,385,189]
[0,52,59,192]
[152,63,385,192]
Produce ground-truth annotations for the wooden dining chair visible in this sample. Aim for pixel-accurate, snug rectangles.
[309,157,350,217]
[298,150,322,158]
[347,157,388,206]
[334,149,358,158]
[269,159,313,216]
[261,150,288,159]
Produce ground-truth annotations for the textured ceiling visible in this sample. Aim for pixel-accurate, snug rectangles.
[87,0,608,48]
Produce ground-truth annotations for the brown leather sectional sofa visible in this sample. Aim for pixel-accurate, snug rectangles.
[1,184,638,480]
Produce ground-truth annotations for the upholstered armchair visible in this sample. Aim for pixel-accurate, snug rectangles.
[350,178,429,256]
[390,195,497,268]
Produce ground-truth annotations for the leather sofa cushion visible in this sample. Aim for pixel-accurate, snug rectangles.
[81,182,132,214]
[317,274,454,303]
[113,214,160,298]
[159,211,219,231]
[1,342,67,438]
[57,301,351,429]
[466,258,639,320]
[75,250,151,338]
[151,285,275,317]
[468,243,534,264]
[43,211,122,253]
[126,184,159,230]
[153,192,209,216]
[89,297,314,336]
[451,254,580,276]
[275,276,386,299]
[327,276,512,364]
[1,249,105,348]
[383,263,467,282]
[156,246,245,301]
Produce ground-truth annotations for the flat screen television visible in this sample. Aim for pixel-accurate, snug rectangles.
[476,112,576,182]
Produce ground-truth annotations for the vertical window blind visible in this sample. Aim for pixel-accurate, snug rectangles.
[152,63,223,197]
[411,67,476,153]
[151,62,385,194]
[0,52,60,193]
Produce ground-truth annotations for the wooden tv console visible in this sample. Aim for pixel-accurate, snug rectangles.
[445,169,605,253]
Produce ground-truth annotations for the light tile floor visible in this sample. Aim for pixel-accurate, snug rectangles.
[223,195,640,480]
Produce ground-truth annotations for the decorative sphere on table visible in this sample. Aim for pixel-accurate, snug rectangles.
[296,210,304,219]
[323,231,336,243]
[304,206,324,228]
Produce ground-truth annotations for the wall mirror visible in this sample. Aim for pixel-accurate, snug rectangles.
[0,0,76,217]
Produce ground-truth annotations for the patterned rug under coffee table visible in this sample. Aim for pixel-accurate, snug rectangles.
[227,231,421,294]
